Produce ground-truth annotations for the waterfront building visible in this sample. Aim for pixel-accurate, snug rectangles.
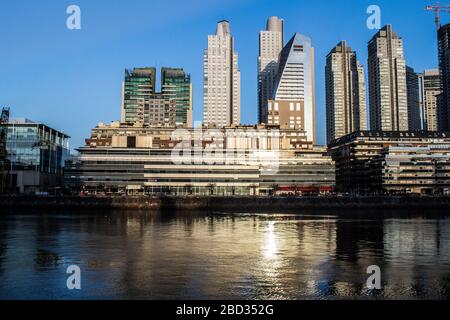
[6,118,70,193]
[268,33,315,143]
[66,122,334,196]
[258,16,284,124]
[406,66,421,130]
[419,69,441,131]
[325,41,367,143]
[203,21,241,127]
[121,68,156,124]
[438,24,450,131]
[0,107,10,194]
[368,25,409,131]
[328,131,450,194]
[161,68,193,127]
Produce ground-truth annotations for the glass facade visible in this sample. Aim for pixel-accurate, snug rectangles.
[123,68,156,123]
[161,68,192,126]
[6,121,69,175]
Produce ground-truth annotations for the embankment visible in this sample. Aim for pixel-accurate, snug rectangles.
[1,195,450,213]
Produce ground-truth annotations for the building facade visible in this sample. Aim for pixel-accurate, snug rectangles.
[329,131,450,194]
[270,33,315,143]
[368,25,409,131]
[161,68,193,127]
[6,119,70,194]
[258,16,284,124]
[419,69,441,131]
[203,21,241,127]
[121,68,156,124]
[438,24,450,132]
[325,41,367,143]
[406,66,422,130]
[137,94,176,127]
[66,123,335,196]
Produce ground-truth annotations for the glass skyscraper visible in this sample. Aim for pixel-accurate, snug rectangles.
[122,68,156,124]
[161,68,193,127]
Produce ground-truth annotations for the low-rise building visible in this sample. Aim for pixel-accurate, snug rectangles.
[6,119,70,193]
[329,131,450,194]
[66,122,335,196]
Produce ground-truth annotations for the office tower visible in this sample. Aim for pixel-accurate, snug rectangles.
[438,24,450,131]
[406,66,421,130]
[325,41,367,143]
[368,25,408,131]
[161,68,193,127]
[122,68,156,124]
[203,20,241,127]
[6,118,69,193]
[258,16,284,124]
[419,69,441,131]
[267,33,315,143]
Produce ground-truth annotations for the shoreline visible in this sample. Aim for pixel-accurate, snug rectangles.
[1,195,450,213]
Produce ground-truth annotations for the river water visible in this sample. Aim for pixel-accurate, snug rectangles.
[0,209,449,300]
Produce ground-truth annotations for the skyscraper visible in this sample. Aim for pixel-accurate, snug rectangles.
[121,68,156,124]
[325,41,367,143]
[438,23,450,131]
[267,33,315,143]
[368,25,408,131]
[258,16,284,124]
[406,66,421,130]
[419,69,441,131]
[161,68,193,128]
[203,20,241,127]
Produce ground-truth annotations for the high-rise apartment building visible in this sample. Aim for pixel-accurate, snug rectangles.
[258,16,284,124]
[368,25,408,131]
[325,41,367,143]
[438,24,450,131]
[406,66,421,130]
[121,68,156,124]
[419,69,441,131]
[203,21,241,127]
[161,68,193,127]
[268,33,315,143]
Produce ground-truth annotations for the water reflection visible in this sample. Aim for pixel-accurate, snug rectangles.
[0,210,449,300]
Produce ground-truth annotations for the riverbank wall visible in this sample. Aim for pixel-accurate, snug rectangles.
[1,195,450,212]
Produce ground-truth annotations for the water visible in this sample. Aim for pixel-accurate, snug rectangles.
[0,209,449,300]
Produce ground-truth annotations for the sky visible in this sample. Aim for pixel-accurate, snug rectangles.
[0,0,444,149]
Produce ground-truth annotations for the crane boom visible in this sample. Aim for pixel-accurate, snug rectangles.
[426,1,450,30]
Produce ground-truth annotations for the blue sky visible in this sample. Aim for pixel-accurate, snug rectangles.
[0,0,443,148]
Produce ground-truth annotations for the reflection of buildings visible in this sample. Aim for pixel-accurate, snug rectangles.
[65,122,335,196]
[6,119,70,193]
[329,131,450,194]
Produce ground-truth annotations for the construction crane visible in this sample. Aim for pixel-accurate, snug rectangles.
[426,1,450,30]
[0,107,10,194]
